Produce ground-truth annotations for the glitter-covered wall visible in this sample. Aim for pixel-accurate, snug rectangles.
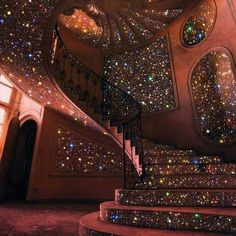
[182,0,216,46]
[142,0,236,161]
[104,36,176,113]
[191,50,236,144]
[54,127,122,175]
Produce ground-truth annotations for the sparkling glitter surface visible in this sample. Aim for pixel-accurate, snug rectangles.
[117,16,139,45]
[101,207,236,234]
[144,155,222,165]
[191,51,236,144]
[59,9,103,46]
[182,0,216,46]
[133,12,167,31]
[145,163,236,176]
[104,36,176,112]
[0,0,102,130]
[109,18,123,49]
[143,9,183,21]
[57,2,182,50]
[140,175,236,189]
[54,127,122,175]
[116,189,236,207]
[124,14,153,39]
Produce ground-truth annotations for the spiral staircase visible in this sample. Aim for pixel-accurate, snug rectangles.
[44,2,236,235]
[58,0,183,51]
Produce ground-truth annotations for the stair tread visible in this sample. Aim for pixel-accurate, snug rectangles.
[145,163,236,166]
[80,212,228,236]
[144,174,236,177]
[101,201,236,216]
[116,188,236,192]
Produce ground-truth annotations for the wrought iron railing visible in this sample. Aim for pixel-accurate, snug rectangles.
[48,26,144,188]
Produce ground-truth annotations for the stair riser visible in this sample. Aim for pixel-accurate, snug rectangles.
[142,143,173,150]
[137,176,236,189]
[143,146,173,151]
[100,208,236,234]
[145,164,236,176]
[144,156,222,165]
[115,190,236,207]
[144,150,195,156]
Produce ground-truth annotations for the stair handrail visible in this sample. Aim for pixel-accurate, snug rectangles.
[49,26,144,187]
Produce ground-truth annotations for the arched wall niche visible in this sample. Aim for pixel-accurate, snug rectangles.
[190,48,236,145]
[182,0,216,47]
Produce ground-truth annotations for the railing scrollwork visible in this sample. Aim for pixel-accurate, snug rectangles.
[48,26,144,188]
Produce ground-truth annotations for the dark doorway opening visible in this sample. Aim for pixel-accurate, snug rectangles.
[6,119,37,200]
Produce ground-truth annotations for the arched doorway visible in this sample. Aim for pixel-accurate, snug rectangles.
[7,119,37,199]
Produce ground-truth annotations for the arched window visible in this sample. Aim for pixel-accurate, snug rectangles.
[182,0,216,46]
[191,50,236,144]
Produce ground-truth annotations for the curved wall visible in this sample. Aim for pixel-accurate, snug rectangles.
[142,0,236,161]
[190,49,236,144]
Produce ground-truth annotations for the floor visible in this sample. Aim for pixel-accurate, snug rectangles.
[0,201,234,236]
[0,201,99,235]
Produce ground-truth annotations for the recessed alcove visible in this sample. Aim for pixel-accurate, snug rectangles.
[191,49,236,144]
[182,0,216,46]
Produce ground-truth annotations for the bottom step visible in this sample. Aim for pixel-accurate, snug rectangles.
[80,212,228,236]
[100,201,236,234]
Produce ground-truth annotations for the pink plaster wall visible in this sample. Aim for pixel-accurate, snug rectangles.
[142,0,236,162]
[27,107,122,201]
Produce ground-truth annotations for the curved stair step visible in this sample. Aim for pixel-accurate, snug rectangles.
[144,155,222,165]
[144,163,236,176]
[79,212,228,236]
[100,201,236,234]
[137,175,236,189]
[115,189,236,207]
[144,149,196,156]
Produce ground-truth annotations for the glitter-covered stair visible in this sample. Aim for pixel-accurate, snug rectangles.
[98,202,236,234]
[80,138,236,235]
[80,212,229,236]
[79,202,236,235]
[145,163,236,175]
[138,175,236,189]
[145,155,222,165]
[115,189,236,207]
[48,7,236,234]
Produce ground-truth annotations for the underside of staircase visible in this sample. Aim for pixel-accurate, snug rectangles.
[45,11,236,236]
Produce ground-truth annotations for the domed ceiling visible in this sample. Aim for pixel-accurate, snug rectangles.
[0,0,189,131]
[58,0,183,51]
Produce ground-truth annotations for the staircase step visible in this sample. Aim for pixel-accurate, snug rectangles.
[144,149,196,156]
[137,175,236,189]
[144,155,222,165]
[100,201,236,234]
[115,189,236,207]
[145,163,236,176]
[143,144,174,150]
[142,139,174,150]
[79,212,227,236]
